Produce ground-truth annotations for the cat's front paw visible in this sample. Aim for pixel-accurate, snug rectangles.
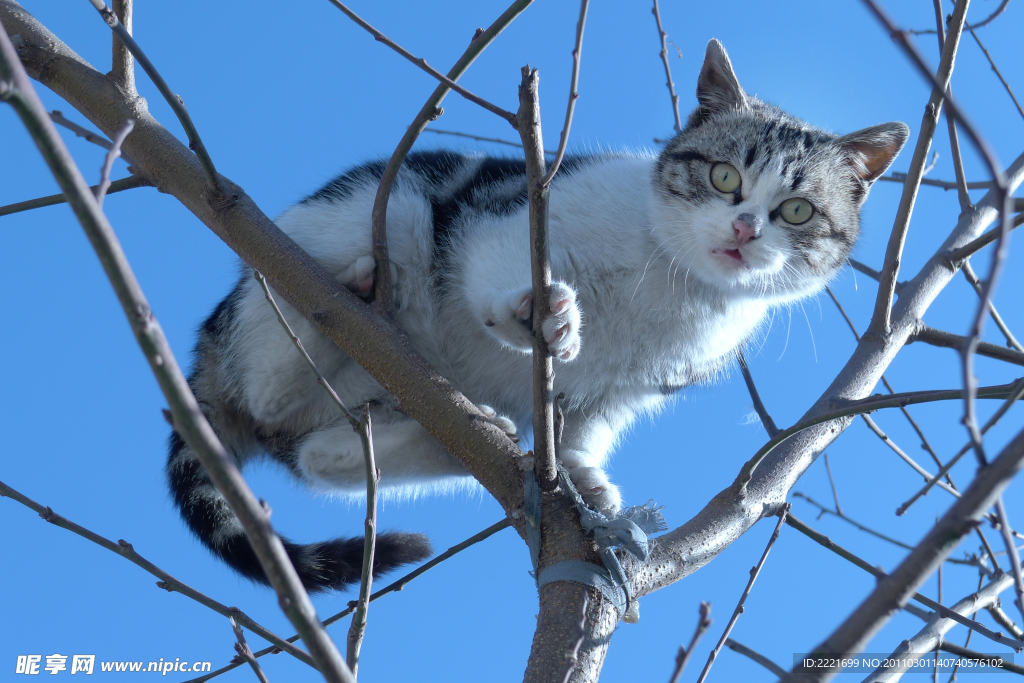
[481,282,581,361]
[338,256,398,300]
[567,466,621,514]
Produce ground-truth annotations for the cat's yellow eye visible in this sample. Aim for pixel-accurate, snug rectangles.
[779,198,814,225]
[710,163,741,193]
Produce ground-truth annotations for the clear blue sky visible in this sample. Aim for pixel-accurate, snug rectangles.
[2,1,1022,681]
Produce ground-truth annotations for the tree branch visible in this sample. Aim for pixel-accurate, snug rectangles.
[650,0,682,134]
[0,479,314,668]
[109,0,134,97]
[0,30,354,682]
[669,602,712,683]
[540,0,589,186]
[909,324,1024,367]
[0,174,150,217]
[867,0,969,337]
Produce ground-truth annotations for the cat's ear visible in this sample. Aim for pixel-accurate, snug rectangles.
[696,39,748,117]
[835,122,910,185]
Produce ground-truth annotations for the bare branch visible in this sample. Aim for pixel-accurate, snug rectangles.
[786,426,1024,681]
[993,495,1024,630]
[864,572,1018,681]
[785,514,1022,652]
[0,175,150,217]
[85,0,221,192]
[909,324,1024,367]
[50,109,135,165]
[724,639,788,679]
[421,126,555,154]
[932,0,971,211]
[109,0,134,96]
[326,0,515,122]
[737,351,780,438]
[961,259,1024,353]
[867,0,969,337]
[364,0,533,316]
[696,506,789,683]
[969,27,1024,122]
[95,117,133,205]
[823,453,843,516]
[669,602,712,683]
[878,172,994,191]
[514,66,557,490]
[346,408,379,677]
[0,32,354,683]
[651,0,682,133]
[908,0,1012,33]
[0,479,314,668]
[898,378,1024,516]
[189,520,512,683]
[939,641,1024,675]
[946,212,1023,262]
[988,601,1024,640]
[859,414,960,499]
[540,0,589,186]
[230,617,271,683]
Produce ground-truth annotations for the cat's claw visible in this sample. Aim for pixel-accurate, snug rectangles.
[567,466,622,514]
[484,281,581,361]
[476,404,518,442]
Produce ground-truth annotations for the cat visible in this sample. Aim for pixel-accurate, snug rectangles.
[167,39,908,592]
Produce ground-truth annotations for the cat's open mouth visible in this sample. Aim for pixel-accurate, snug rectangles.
[711,247,751,270]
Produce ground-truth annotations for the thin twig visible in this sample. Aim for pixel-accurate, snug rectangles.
[969,27,1024,122]
[788,428,1024,679]
[961,259,1023,353]
[898,378,1024,516]
[910,325,1024,367]
[0,175,150,217]
[540,0,589,186]
[253,270,359,427]
[867,0,969,338]
[823,453,844,516]
[109,0,135,97]
[669,602,711,683]
[946,213,1024,262]
[95,118,133,206]
[696,506,789,683]
[724,639,788,679]
[326,0,515,122]
[346,407,379,677]
[362,0,534,316]
[0,480,314,668]
[859,413,961,499]
[878,173,994,191]
[939,641,1024,675]
[909,0,1012,33]
[0,33,353,683]
[49,109,135,165]
[737,351,780,438]
[421,127,556,154]
[993,496,1024,629]
[231,617,270,683]
[785,514,1024,652]
[651,0,682,133]
[933,0,971,211]
[793,492,974,567]
[515,65,557,490]
[987,601,1024,639]
[740,379,1021,483]
[86,0,221,192]
[182,520,511,683]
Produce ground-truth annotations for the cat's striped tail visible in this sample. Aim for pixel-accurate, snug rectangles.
[166,431,432,593]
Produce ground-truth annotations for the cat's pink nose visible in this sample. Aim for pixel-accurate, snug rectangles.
[733,218,757,247]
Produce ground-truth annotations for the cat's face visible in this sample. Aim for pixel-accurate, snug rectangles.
[653,40,908,303]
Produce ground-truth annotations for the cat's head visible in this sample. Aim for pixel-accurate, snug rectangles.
[653,39,909,302]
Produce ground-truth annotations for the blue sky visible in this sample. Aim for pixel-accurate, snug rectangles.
[2,1,1022,681]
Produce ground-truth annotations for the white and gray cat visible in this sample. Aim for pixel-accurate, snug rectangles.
[167,40,908,592]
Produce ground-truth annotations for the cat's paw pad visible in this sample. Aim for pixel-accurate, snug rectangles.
[542,282,581,362]
[339,256,377,299]
[476,404,518,442]
[567,466,621,514]
[483,283,581,360]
